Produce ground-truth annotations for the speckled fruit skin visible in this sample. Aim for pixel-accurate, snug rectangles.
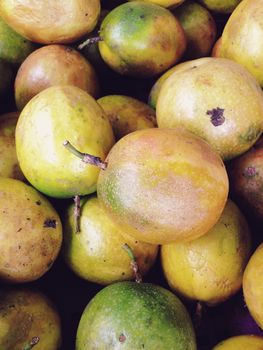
[97,95,156,140]
[161,199,251,305]
[76,282,197,350]
[157,57,263,161]
[173,1,217,60]
[0,288,62,350]
[0,178,62,283]
[15,85,115,198]
[212,335,263,349]
[0,17,35,67]
[227,140,263,220]
[98,1,187,77]
[129,0,186,9]
[0,112,25,181]
[220,0,263,86]
[243,244,263,329]
[63,196,158,285]
[15,45,100,111]
[0,0,100,44]
[97,127,229,245]
[148,57,211,109]
[198,0,241,13]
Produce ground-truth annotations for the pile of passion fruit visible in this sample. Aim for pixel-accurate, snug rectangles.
[1,0,263,349]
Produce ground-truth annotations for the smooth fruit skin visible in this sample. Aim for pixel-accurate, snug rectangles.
[76,282,197,350]
[97,95,156,140]
[0,178,62,283]
[157,57,263,161]
[0,0,100,44]
[97,128,229,244]
[243,244,263,329]
[63,196,158,284]
[129,0,186,8]
[99,1,187,77]
[0,288,62,350]
[161,199,251,305]
[198,0,241,13]
[0,112,25,180]
[16,85,115,198]
[173,1,217,59]
[0,17,35,67]
[148,57,211,109]
[220,0,263,86]
[212,335,263,349]
[15,45,100,110]
[211,36,222,57]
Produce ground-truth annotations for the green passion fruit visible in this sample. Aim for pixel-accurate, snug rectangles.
[76,281,197,350]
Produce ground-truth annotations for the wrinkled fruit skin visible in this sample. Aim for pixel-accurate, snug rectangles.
[0,178,62,283]
[243,244,263,329]
[161,199,251,305]
[0,288,62,350]
[97,127,229,244]
[76,282,197,350]
[99,1,187,77]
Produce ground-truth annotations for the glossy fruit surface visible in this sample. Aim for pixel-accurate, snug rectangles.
[212,335,263,349]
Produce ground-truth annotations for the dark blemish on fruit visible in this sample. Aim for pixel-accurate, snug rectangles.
[140,15,145,19]
[122,272,125,276]
[65,47,73,52]
[224,222,230,228]
[43,219,57,228]
[191,66,197,69]
[119,334,126,343]
[243,166,257,178]
[206,107,225,126]
[135,241,138,244]
[85,13,88,16]
[36,201,41,205]
[18,245,21,249]
[103,259,106,262]
[17,228,22,232]
[26,217,30,221]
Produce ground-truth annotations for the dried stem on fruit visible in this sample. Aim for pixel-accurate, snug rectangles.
[122,243,142,283]
[23,336,40,350]
[78,36,102,50]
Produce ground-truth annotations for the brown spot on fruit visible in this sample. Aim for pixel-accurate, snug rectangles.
[119,334,126,343]
[243,166,257,178]
[43,219,57,228]
[36,201,41,205]
[206,107,225,126]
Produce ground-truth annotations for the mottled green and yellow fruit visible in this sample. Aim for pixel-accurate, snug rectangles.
[0,0,100,44]
[97,127,229,244]
[76,282,197,350]
[16,85,115,198]
[0,112,24,180]
[98,95,156,140]
[0,178,62,283]
[0,288,62,350]
[63,196,158,284]
[98,1,187,77]
[157,57,263,161]
[212,335,263,349]
[198,0,241,13]
[243,243,263,329]
[220,0,263,86]
[161,199,251,305]
[173,1,217,59]
[129,0,185,9]
[15,45,100,110]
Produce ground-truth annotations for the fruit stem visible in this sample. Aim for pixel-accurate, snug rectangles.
[78,36,102,50]
[122,243,142,283]
[74,195,81,233]
[23,336,40,350]
[63,140,107,170]
[194,301,203,330]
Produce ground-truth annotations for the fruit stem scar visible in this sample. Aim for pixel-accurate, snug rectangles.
[122,243,142,283]
[77,36,103,50]
[23,336,40,350]
[74,195,81,233]
[63,140,107,170]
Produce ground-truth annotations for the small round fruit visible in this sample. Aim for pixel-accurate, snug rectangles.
[0,112,25,180]
[97,127,229,244]
[157,57,263,161]
[15,44,100,110]
[97,95,156,140]
[63,196,158,284]
[98,1,187,77]
[0,178,62,283]
[243,243,263,329]
[0,288,62,350]
[15,85,115,198]
[0,0,101,44]
[212,335,263,349]
[76,282,197,350]
[161,199,251,305]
